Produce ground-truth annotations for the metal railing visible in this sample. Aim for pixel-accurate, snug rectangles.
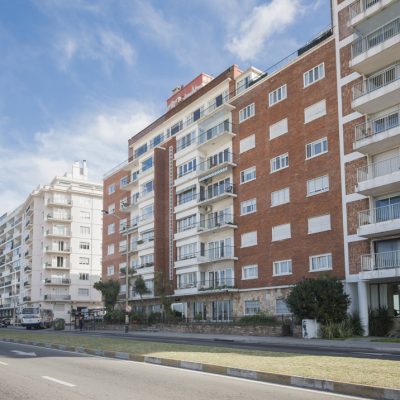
[361,249,400,270]
[354,108,400,142]
[357,155,400,182]
[353,63,400,100]
[198,120,233,145]
[359,203,400,226]
[44,278,71,285]
[45,246,71,253]
[47,213,72,221]
[349,0,381,19]
[177,214,235,233]
[176,245,235,262]
[47,198,72,206]
[198,152,237,174]
[198,183,235,203]
[44,261,70,269]
[46,229,71,237]
[44,294,71,301]
[177,278,235,291]
[352,17,400,58]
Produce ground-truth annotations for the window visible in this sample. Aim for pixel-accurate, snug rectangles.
[244,300,260,315]
[140,253,154,267]
[242,265,258,280]
[135,143,148,158]
[107,203,115,214]
[236,75,251,94]
[120,176,129,188]
[269,118,288,140]
[178,159,197,177]
[177,186,196,205]
[177,214,197,232]
[168,120,183,136]
[120,218,127,232]
[310,253,332,271]
[271,187,290,207]
[107,223,115,235]
[307,175,329,196]
[79,242,90,250]
[80,211,90,220]
[120,197,128,209]
[108,184,116,195]
[239,103,255,123]
[306,137,328,159]
[80,226,90,235]
[79,273,89,280]
[269,84,287,106]
[276,299,291,314]
[273,259,292,276]
[240,198,257,215]
[241,231,257,248]
[304,63,325,87]
[178,272,197,289]
[304,99,326,123]
[177,243,197,260]
[78,288,89,296]
[239,134,255,153]
[141,180,153,195]
[240,166,256,184]
[308,214,331,234]
[150,133,164,148]
[272,223,291,241]
[107,265,114,276]
[142,156,153,172]
[107,244,114,255]
[270,153,289,173]
[177,131,196,152]
[79,257,89,265]
[119,240,127,253]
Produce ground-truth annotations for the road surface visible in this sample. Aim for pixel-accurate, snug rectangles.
[0,340,364,400]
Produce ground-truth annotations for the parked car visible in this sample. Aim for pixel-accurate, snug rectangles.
[0,318,11,328]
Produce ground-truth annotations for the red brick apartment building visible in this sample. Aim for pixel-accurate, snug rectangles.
[332,0,400,333]
[102,28,350,322]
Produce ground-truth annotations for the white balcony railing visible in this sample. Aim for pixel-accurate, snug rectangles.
[361,250,400,271]
[351,17,400,58]
[359,203,400,226]
[357,155,400,183]
[354,108,400,142]
[353,63,400,100]
[349,0,380,19]
[176,245,235,263]
[197,120,234,146]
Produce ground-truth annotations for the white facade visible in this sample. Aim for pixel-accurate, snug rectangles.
[0,161,103,322]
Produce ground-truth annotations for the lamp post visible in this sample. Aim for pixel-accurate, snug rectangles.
[102,210,130,333]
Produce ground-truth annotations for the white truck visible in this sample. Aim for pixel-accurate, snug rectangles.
[20,307,53,329]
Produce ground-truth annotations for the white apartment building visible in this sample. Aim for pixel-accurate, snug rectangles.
[333,0,400,333]
[0,161,103,322]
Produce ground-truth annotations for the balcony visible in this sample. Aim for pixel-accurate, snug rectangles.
[46,213,72,222]
[198,184,236,207]
[349,0,396,27]
[44,246,71,255]
[176,278,236,293]
[43,294,71,301]
[23,266,32,273]
[352,63,400,114]
[120,193,139,213]
[197,152,237,182]
[23,281,30,287]
[44,261,70,270]
[353,108,400,154]
[47,198,72,207]
[126,217,140,233]
[45,229,71,238]
[357,155,400,195]
[122,155,139,172]
[44,278,71,285]
[350,17,400,74]
[137,237,154,251]
[24,251,32,259]
[360,250,400,280]
[358,203,400,237]
[197,120,235,151]
[120,171,139,191]
[175,246,236,269]
[22,296,31,302]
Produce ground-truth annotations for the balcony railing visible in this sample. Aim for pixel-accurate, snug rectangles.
[357,155,400,182]
[361,250,400,271]
[198,152,237,175]
[359,203,400,226]
[354,108,400,142]
[349,0,380,19]
[177,214,235,233]
[177,245,235,263]
[46,229,71,237]
[47,213,72,221]
[44,261,70,269]
[198,184,235,203]
[177,278,235,291]
[353,63,400,100]
[197,120,233,146]
[23,296,31,302]
[47,198,72,206]
[351,17,400,58]
[44,278,71,285]
[44,294,71,301]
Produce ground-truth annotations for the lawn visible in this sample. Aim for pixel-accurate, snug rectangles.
[373,338,400,343]
[1,330,399,389]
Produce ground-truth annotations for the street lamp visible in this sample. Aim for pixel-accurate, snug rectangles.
[102,209,130,333]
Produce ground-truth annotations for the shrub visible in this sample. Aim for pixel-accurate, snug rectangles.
[348,312,364,336]
[238,313,278,326]
[369,307,394,337]
[286,276,350,324]
[104,309,125,324]
[320,313,364,339]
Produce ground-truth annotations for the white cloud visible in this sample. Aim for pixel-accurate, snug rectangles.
[0,100,156,215]
[226,0,301,61]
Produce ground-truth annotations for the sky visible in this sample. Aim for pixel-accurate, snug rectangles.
[0,0,331,215]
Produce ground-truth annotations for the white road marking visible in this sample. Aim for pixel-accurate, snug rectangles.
[42,376,76,387]
[11,350,36,356]
[0,361,8,366]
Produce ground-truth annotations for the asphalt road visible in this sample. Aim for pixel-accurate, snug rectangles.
[0,340,364,400]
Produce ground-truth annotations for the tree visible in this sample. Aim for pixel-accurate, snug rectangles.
[133,275,150,306]
[93,280,120,311]
[286,276,350,324]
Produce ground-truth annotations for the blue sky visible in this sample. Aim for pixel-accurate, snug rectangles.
[0,0,331,215]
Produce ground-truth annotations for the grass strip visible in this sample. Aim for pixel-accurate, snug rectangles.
[1,330,399,389]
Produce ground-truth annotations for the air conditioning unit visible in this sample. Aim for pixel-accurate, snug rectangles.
[205,205,213,213]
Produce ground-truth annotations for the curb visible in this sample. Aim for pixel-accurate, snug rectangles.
[1,337,399,400]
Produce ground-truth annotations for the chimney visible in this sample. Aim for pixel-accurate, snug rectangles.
[80,160,88,179]
[72,161,80,178]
